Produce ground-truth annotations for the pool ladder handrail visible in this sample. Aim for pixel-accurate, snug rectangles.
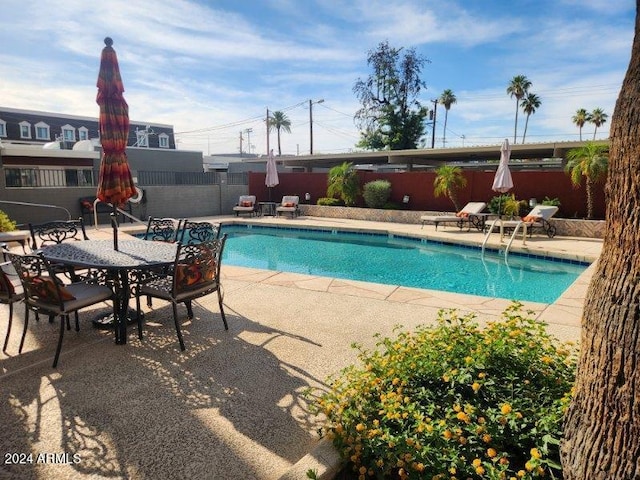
[481,217,524,261]
[92,198,146,230]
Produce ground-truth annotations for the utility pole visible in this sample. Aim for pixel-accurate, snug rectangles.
[244,128,253,154]
[430,99,438,149]
[239,131,243,155]
[309,98,324,155]
[266,108,270,156]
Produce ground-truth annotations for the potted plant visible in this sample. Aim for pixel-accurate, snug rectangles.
[0,210,17,232]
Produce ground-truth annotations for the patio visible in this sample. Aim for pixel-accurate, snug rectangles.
[0,216,601,480]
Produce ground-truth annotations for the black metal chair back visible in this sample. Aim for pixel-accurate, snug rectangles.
[144,217,181,242]
[29,218,89,250]
[178,220,220,245]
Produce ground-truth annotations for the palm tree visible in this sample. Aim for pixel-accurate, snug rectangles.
[589,108,608,140]
[439,89,457,147]
[572,108,589,141]
[564,142,609,219]
[268,111,292,156]
[561,7,640,477]
[520,92,541,143]
[433,165,467,211]
[327,162,360,206]
[506,75,532,144]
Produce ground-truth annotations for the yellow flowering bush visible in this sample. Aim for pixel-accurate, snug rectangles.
[315,303,577,479]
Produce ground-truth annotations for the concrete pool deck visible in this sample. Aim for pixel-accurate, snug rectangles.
[0,215,602,480]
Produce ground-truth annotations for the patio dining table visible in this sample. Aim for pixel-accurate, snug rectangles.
[41,239,177,345]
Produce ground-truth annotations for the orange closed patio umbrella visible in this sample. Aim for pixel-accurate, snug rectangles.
[96,37,136,250]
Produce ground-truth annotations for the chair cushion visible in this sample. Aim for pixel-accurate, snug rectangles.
[81,200,94,212]
[240,201,253,207]
[522,215,541,222]
[175,261,216,292]
[28,275,76,302]
[282,202,295,207]
[455,211,469,218]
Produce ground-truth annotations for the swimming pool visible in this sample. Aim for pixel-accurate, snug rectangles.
[219,224,588,304]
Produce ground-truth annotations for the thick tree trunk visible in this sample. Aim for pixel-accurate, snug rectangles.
[561,4,640,479]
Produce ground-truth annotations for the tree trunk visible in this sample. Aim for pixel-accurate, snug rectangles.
[522,114,530,143]
[514,100,519,144]
[586,177,593,220]
[561,4,640,479]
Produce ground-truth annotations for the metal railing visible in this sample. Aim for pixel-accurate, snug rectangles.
[4,168,249,188]
[0,200,71,220]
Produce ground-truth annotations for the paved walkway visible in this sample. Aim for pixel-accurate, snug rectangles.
[0,216,602,480]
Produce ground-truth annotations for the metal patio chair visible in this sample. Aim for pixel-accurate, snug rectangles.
[7,252,114,368]
[177,220,220,245]
[135,236,228,351]
[1,260,25,353]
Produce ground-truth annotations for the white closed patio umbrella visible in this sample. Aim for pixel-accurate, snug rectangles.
[265,148,279,201]
[492,139,514,216]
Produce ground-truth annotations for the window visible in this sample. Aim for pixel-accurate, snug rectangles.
[5,167,94,187]
[61,124,76,142]
[159,133,169,148]
[78,127,89,140]
[136,129,148,147]
[19,121,31,139]
[35,121,50,140]
[0,119,6,137]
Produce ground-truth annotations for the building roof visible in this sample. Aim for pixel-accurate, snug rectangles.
[275,140,608,169]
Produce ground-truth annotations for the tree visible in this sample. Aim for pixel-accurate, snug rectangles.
[561,5,640,479]
[327,162,360,206]
[589,107,609,140]
[268,110,292,156]
[506,75,532,144]
[439,89,457,147]
[572,108,589,141]
[353,41,429,150]
[520,92,541,143]
[433,165,467,211]
[564,142,609,219]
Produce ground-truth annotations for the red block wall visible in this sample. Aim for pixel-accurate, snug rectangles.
[248,170,606,219]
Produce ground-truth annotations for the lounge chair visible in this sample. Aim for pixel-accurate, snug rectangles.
[233,195,257,217]
[498,205,559,242]
[276,196,300,218]
[420,202,487,230]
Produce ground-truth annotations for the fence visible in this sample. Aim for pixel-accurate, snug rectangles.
[3,168,249,189]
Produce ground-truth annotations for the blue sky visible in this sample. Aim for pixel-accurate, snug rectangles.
[1,0,635,156]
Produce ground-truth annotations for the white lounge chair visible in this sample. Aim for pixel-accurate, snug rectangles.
[276,196,300,218]
[498,205,559,242]
[232,195,257,217]
[420,202,487,230]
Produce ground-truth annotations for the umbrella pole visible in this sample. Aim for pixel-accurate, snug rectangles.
[111,204,119,251]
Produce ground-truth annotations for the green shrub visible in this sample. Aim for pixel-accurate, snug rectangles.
[316,303,577,480]
[541,197,561,207]
[317,197,344,206]
[363,180,392,209]
[0,210,17,232]
[488,194,526,217]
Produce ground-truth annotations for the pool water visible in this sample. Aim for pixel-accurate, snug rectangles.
[220,225,588,304]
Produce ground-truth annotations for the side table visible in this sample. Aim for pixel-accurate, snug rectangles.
[259,202,277,217]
